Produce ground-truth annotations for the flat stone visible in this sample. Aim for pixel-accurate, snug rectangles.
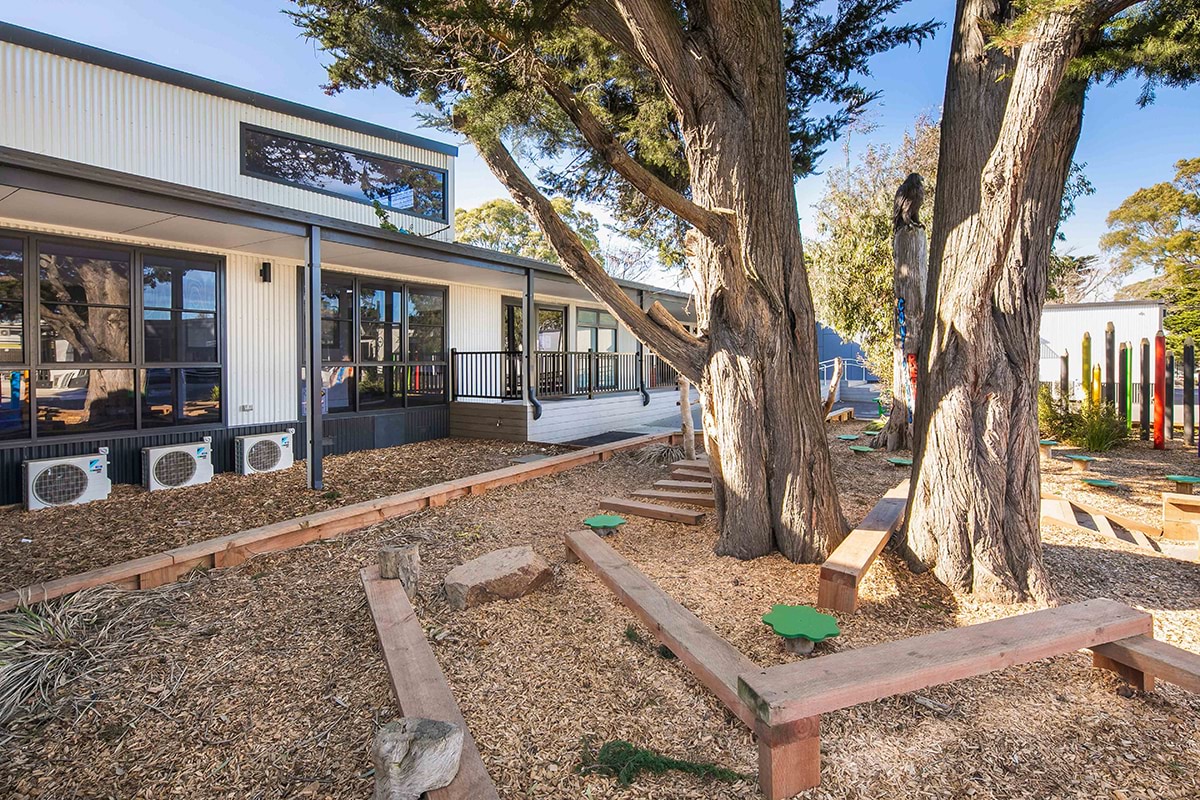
[373,717,463,800]
[443,545,552,610]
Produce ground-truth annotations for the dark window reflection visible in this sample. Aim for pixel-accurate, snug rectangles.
[406,364,446,406]
[39,242,132,365]
[322,365,354,413]
[242,127,446,219]
[359,365,403,409]
[36,368,135,435]
[0,370,31,440]
[143,256,219,364]
[144,310,217,363]
[40,305,131,363]
[407,289,445,362]
[141,367,221,427]
[0,238,23,364]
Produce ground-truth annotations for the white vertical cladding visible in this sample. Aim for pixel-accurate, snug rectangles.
[0,40,456,240]
[448,284,504,351]
[224,254,299,426]
[1041,302,1164,382]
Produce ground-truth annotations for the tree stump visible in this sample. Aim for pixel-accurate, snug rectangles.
[379,544,420,599]
[373,717,463,800]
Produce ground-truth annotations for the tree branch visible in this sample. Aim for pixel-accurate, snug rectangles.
[461,123,707,382]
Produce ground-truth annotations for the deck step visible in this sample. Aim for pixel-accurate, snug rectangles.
[653,480,712,491]
[670,468,712,481]
[631,489,717,508]
[600,497,706,525]
[672,458,710,469]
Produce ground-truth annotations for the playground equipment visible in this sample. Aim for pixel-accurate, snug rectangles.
[1081,478,1121,489]
[847,445,874,454]
[886,457,912,468]
[1065,454,1096,472]
[1165,475,1200,494]
[584,514,628,535]
[761,605,840,655]
[817,481,909,614]
[1042,493,1198,560]
[1039,439,1058,457]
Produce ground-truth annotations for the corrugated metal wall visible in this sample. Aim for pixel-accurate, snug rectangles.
[0,40,456,239]
[225,253,299,426]
[1041,303,1164,383]
[448,284,505,351]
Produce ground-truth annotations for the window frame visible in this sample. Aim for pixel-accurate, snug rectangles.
[317,271,449,415]
[239,123,450,224]
[0,228,227,446]
[575,306,619,353]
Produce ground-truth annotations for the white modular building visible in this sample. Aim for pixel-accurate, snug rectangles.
[1038,300,1166,391]
[0,23,697,503]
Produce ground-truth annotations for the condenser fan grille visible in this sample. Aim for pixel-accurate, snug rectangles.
[33,464,89,506]
[153,451,197,487]
[247,440,282,472]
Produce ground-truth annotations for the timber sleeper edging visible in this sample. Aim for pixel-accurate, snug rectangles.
[0,430,690,612]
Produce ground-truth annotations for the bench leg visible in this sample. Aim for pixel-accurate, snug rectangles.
[816,568,858,614]
[757,717,820,799]
[1093,651,1155,693]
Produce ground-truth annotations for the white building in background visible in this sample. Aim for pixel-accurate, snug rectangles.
[1038,300,1165,389]
[0,22,698,503]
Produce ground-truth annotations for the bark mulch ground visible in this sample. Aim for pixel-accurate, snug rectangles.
[3,422,1198,799]
[0,438,566,592]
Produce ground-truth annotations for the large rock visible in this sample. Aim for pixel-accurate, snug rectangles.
[373,718,463,800]
[442,545,552,610]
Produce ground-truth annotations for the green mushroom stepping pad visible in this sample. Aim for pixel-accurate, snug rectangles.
[1065,454,1097,472]
[886,457,913,468]
[836,434,861,441]
[1165,475,1200,494]
[847,445,875,454]
[1040,439,1059,446]
[762,605,840,644]
[1081,478,1121,489]
[584,514,627,534]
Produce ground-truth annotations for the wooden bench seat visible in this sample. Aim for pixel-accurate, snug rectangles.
[631,489,717,508]
[600,497,706,525]
[563,530,757,726]
[360,566,500,800]
[1092,634,1200,693]
[817,481,909,613]
[825,407,855,422]
[738,599,1156,798]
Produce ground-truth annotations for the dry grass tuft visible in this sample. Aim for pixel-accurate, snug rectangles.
[634,442,687,465]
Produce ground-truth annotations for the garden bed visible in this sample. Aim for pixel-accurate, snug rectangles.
[3,424,1198,799]
[0,438,565,591]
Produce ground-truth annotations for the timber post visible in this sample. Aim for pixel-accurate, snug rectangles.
[1141,338,1151,440]
[1155,331,1166,450]
[1118,343,1129,425]
[1082,332,1091,397]
[1104,321,1115,405]
[1185,338,1195,445]
[1167,351,1175,439]
[1059,353,1070,407]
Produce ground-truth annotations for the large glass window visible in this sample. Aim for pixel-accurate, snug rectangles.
[241,126,447,221]
[317,274,446,413]
[576,308,618,353]
[0,232,223,442]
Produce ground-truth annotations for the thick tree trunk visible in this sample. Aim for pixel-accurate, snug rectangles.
[907,0,1096,602]
[679,376,696,461]
[873,225,928,450]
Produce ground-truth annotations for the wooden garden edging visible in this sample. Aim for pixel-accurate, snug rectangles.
[361,565,500,799]
[0,430,688,612]
[1040,493,1199,562]
[817,480,909,614]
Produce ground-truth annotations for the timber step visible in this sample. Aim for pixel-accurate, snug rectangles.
[670,468,713,481]
[360,566,500,800]
[563,530,757,726]
[817,481,909,614]
[630,489,717,508]
[653,480,713,491]
[599,497,705,525]
[671,458,710,469]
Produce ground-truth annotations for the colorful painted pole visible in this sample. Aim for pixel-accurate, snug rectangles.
[1092,365,1102,406]
[1140,338,1151,440]
[1154,330,1166,449]
[1059,353,1069,405]
[1126,343,1134,432]
[1104,321,1115,405]
[1167,351,1175,440]
[1082,332,1092,401]
[1185,337,1195,446]
[1118,343,1129,424]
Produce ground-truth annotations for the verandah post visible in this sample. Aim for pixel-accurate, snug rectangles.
[1140,338,1151,440]
[305,224,324,491]
[524,268,542,420]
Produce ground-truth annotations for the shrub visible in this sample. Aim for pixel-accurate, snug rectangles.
[1037,385,1072,440]
[1037,385,1126,452]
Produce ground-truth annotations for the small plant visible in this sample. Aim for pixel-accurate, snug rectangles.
[656,644,676,660]
[623,625,645,645]
[1073,399,1127,452]
[1037,385,1073,441]
[578,737,749,786]
[635,443,686,465]
[320,489,341,501]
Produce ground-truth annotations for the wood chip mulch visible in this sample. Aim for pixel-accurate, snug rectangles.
[3,422,1198,799]
[0,438,566,591]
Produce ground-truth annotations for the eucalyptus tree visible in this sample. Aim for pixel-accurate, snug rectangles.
[290,0,937,561]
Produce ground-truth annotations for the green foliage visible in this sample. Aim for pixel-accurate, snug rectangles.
[656,644,676,660]
[578,737,749,787]
[1037,385,1127,452]
[623,625,644,646]
[455,198,603,265]
[807,115,940,390]
[289,1,938,262]
[1104,158,1200,350]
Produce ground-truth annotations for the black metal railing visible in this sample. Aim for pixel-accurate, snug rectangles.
[451,350,523,401]
[452,349,679,401]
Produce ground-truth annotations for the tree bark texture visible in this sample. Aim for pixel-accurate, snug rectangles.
[679,376,696,461]
[872,224,928,450]
[822,357,844,416]
[907,0,1098,602]
[471,0,848,561]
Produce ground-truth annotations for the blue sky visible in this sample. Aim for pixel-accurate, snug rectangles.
[2,0,1196,292]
